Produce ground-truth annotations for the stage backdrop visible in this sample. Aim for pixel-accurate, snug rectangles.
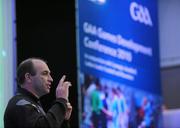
[76,0,162,128]
[0,0,16,127]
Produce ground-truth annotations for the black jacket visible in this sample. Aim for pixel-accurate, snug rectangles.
[4,88,69,128]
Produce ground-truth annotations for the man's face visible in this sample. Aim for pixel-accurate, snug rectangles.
[31,60,53,97]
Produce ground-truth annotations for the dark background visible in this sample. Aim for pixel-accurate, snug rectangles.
[16,0,78,127]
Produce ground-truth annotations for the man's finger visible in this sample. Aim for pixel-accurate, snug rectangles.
[68,82,72,87]
[63,81,72,87]
[58,75,66,86]
[67,102,71,107]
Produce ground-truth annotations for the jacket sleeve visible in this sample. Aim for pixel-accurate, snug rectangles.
[14,98,68,128]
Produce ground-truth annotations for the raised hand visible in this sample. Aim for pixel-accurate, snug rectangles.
[56,75,72,100]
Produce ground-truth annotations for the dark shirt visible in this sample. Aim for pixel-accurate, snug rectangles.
[4,88,69,128]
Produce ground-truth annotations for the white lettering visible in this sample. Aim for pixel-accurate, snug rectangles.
[83,22,97,35]
[83,22,152,57]
[130,2,153,26]
[84,37,133,62]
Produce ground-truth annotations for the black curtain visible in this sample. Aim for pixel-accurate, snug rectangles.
[16,0,78,127]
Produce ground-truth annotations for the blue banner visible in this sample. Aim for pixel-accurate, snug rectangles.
[76,0,162,127]
[77,0,161,94]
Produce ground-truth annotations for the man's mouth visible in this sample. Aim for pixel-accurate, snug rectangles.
[47,84,51,89]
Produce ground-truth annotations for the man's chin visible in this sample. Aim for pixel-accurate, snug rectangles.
[41,89,50,96]
[45,89,50,94]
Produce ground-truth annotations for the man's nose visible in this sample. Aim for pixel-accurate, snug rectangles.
[48,75,53,82]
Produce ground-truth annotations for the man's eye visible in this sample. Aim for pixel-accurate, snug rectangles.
[42,71,49,75]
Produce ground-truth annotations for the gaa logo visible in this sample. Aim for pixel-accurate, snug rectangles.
[130,2,153,27]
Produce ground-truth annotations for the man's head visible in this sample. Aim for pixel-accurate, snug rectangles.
[17,58,53,98]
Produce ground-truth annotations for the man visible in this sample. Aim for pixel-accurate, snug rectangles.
[4,58,72,128]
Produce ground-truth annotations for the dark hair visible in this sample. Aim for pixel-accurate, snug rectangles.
[17,58,46,86]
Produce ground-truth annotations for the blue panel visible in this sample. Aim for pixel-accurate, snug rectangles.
[76,0,162,127]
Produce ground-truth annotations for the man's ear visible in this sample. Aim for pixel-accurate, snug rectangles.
[25,73,32,83]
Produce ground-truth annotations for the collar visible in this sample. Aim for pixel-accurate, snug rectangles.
[17,88,39,103]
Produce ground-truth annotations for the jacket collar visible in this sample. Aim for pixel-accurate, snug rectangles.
[17,88,39,102]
